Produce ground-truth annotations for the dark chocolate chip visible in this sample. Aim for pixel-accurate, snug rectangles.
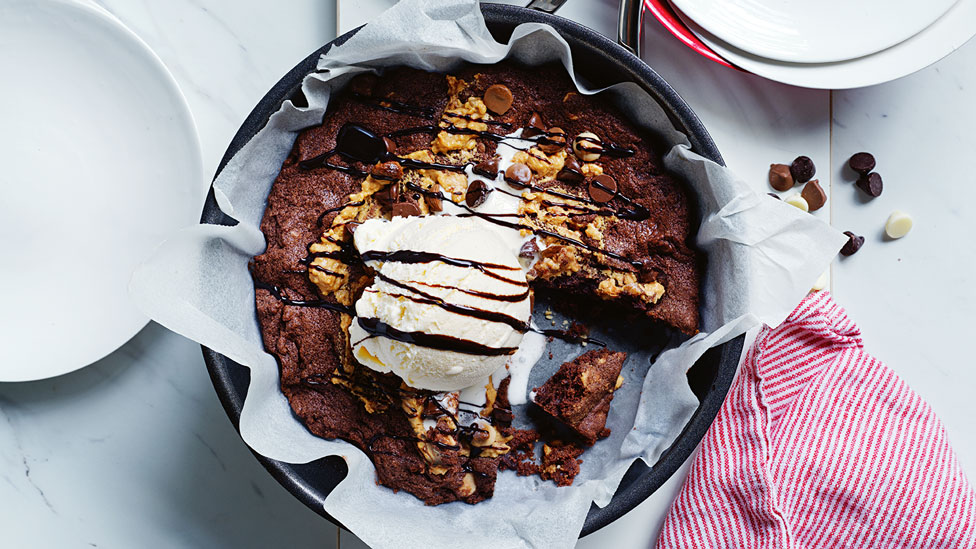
[370,161,403,181]
[465,180,492,208]
[427,183,443,212]
[557,155,584,184]
[349,73,377,97]
[840,231,864,256]
[519,239,539,258]
[382,137,397,155]
[848,152,876,175]
[588,174,617,204]
[855,172,883,197]
[768,192,781,200]
[473,157,501,178]
[769,163,794,191]
[801,180,827,211]
[483,84,513,115]
[523,112,545,137]
[539,127,567,154]
[392,201,421,218]
[790,156,816,183]
[504,162,532,188]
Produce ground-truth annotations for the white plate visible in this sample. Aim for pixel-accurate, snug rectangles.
[670,0,958,64]
[0,0,202,381]
[671,0,976,89]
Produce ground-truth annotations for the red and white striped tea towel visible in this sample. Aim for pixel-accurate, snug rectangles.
[658,291,976,548]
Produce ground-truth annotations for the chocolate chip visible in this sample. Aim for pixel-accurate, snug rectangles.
[769,163,794,191]
[427,183,443,212]
[483,84,513,115]
[523,112,545,137]
[383,137,397,155]
[370,161,403,181]
[557,155,584,184]
[504,162,532,188]
[349,73,377,97]
[588,174,617,203]
[465,180,492,208]
[801,180,827,211]
[473,157,500,178]
[519,239,539,258]
[848,152,875,175]
[374,184,399,205]
[790,156,816,183]
[840,231,864,256]
[856,172,883,197]
[539,127,567,154]
[768,193,781,200]
[392,201,421,217]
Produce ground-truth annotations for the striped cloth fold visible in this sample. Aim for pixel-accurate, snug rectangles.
[658,291,976,548]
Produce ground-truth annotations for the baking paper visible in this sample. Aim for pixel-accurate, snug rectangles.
[129,1,847,547]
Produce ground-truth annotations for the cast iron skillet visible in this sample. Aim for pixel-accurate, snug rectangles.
[202,3,744,537]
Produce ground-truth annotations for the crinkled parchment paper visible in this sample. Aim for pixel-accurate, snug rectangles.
[130,1,847,547]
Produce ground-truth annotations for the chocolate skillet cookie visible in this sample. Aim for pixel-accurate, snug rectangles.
[250,61,703,505]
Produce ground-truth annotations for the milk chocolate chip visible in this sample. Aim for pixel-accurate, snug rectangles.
[392,200,421,218]
[790,156,816,183]
[557,155,584,183]
[519,239,539,258]
[848,152,875,175]
[374,184,399,205]
[588,174,617,203]
[840,231,864,256]
[504,162,532,188]
[465,180,492,208]
[484,84,513,115]
[856,172,883,197]
[523,112,545,138]
[473,157,500,178]
[769,163,794,191]
[382,137,397,155]
[539,127,567,154]
[801,180,827,211]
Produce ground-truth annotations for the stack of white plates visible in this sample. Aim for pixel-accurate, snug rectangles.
[652,0,976,88]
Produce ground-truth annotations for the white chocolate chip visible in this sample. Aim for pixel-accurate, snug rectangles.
[811,270,829,291]
[785,194,809,212]
[573,132,602,162]
[885,210,913,239]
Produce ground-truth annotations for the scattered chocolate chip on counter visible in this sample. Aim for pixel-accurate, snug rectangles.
[769,163,794,191]
[483,84,513,115]
[885,211,913,239]
[801,180,827,211]
[767,192,781,200]
[840,231,864,256]
[849,152,876,175]
[465,179,492,208]
[785,194,809,212]
[588,174,617,203]
[790,155,816,183]
[856,172,883,197]
[811,271,829,291]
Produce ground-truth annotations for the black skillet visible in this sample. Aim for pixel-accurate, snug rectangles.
[201,2,743,537]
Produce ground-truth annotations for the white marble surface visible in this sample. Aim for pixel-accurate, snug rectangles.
[1,0,973,547]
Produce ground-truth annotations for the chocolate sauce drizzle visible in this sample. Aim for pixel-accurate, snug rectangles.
[361,249,526,287]
[252,279,353,315]
[356,317,518,356]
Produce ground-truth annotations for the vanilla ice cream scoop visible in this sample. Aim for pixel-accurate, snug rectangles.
[348,216,532,392]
